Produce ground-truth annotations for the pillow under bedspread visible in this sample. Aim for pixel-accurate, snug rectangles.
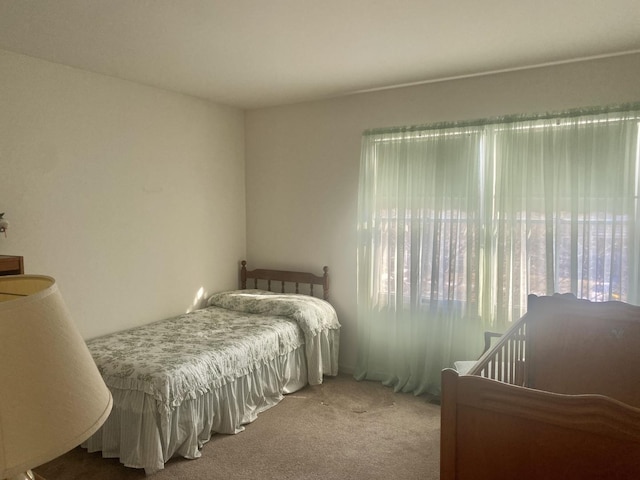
[206,289,341,340]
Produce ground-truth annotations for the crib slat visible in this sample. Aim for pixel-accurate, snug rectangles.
[472,312,530,385]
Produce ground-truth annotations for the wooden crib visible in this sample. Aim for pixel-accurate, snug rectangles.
[441,294,640,480]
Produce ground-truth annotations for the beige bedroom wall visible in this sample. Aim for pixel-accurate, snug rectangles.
[245,53,640,373]
[0,49,246,339]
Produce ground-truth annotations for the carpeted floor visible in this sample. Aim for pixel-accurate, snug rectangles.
[35,373,441,480]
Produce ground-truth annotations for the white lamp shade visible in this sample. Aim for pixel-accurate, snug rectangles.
[0,275,113,478]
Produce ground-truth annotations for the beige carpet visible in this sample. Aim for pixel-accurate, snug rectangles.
[35,374,441,480]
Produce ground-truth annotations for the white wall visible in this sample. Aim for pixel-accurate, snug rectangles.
[0,49,246,339]
[3,47,638,371]
[245,53,640,372]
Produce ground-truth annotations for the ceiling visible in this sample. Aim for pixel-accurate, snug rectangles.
[0,1,639,109]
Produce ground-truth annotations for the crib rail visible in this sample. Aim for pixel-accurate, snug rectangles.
[469,314,530,386]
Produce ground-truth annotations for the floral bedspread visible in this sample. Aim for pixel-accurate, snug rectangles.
[86,291,339,413]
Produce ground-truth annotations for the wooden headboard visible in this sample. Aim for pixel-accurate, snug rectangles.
[526,294,640,406]
[240,260,330,300]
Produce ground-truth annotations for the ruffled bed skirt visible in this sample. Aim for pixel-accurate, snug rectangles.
[83,328,339,474]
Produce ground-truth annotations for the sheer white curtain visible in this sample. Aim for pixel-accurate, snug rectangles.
[355,106,640,395]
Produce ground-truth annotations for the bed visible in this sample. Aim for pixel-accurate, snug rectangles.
[440,294,640,480]
[82,261,340,474]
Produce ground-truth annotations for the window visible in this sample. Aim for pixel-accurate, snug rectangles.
[355,105,640,395]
